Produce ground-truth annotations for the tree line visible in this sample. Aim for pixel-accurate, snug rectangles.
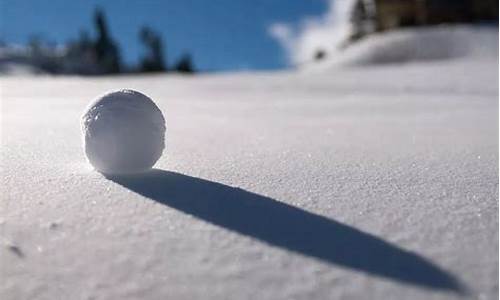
[86,8,194,74]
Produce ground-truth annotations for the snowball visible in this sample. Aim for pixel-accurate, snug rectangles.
[81,89,166,174]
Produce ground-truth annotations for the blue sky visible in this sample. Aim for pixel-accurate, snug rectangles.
[0,0,328,71]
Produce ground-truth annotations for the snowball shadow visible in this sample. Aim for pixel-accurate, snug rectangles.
[107,169,465,293]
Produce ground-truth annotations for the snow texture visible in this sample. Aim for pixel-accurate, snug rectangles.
[81,89,166,174]
[1,26,498,300]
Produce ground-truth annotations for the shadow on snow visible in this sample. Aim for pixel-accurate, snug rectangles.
[107,169,465,293]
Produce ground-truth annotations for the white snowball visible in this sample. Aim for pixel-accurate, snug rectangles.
[81,89,166,174]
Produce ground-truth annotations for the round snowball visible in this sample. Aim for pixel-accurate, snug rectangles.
[81,89,166,174]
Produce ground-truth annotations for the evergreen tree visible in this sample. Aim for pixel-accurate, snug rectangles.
[174,53,194,73]
[139,26,166,72]
[93,8,121,74]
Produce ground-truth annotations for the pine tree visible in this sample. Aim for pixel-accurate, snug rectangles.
[93,8,121,74]
[139,26,166,72]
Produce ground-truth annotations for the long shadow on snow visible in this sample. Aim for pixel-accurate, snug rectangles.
[108,169,464,292]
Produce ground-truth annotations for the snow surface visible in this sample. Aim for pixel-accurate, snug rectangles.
[1,27,498,300]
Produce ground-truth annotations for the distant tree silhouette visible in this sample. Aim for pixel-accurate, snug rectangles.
[76,30,94,58]
[350,0,370,41]
[78,30,92,49]
[68,30,100,74]
[27,35,60,73]
[139,26,166,72]
[174,53,195,73]
[93,8,121,74]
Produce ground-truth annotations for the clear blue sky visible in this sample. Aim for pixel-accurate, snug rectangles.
[0,0,327,71]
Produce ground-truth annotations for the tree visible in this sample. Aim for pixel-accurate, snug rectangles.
[93,8,121,74]
[174,53,194,73]
[139,26,166,72]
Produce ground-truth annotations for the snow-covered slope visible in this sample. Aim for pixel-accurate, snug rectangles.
[305,25,498,70]
[1,29,498,300]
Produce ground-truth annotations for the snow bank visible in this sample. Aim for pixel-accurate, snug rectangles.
[304,25,498,70]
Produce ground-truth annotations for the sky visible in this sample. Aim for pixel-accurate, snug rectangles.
[0,0,328,71]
